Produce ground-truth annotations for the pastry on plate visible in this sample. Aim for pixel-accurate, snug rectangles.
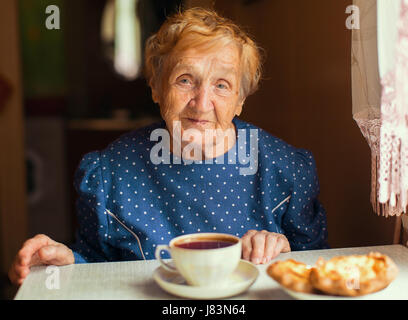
[309,252,399,297]
[267,259,314,293]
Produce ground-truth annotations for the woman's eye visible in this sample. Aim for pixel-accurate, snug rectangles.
[178,77,191,85]
[216,83,228,90]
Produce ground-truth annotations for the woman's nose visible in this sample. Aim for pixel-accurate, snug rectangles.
[190,85,213,112]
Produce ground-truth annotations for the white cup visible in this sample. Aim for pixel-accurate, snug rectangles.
[155,233,242,287]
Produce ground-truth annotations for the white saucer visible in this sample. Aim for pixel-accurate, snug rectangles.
[281,286,387,300]
[153,260,259,299]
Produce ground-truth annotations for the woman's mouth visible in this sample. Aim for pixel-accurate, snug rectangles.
[187,118,210,125]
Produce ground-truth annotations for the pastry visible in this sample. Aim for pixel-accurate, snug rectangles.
[267,252,398,297]
[267,259,315,293]
[309,252,399,296]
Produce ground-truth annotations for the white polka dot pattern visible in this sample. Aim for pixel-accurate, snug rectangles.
[69,118,329,263]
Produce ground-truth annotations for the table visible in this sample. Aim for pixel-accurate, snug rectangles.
[14,244,408,300]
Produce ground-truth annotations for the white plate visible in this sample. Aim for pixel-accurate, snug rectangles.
[153,259,259,299]
[281,286,387,300]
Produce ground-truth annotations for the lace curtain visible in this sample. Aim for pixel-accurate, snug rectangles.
[352,0,408,219]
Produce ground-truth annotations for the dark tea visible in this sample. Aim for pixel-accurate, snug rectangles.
[175,240,235,250]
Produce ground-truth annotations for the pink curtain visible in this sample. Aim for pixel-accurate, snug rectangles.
[378,0,408,216]
[353,0,408,220]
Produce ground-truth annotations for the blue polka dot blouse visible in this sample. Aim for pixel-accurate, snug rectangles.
[69,117,329,263]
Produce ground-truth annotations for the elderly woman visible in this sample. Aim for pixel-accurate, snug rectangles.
[9,8,328,285]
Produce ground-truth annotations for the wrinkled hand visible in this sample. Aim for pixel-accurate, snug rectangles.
[8,234,74,285]
[241,230,291,264]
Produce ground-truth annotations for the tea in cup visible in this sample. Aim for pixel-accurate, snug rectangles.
[155,233,242,287]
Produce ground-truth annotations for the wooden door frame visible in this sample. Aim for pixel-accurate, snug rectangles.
[0,0,28,275]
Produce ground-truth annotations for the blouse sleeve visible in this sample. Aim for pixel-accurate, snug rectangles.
[281,149,329,251]
[69,151,119,263]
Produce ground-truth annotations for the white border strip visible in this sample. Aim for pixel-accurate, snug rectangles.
[105,208,146,260]
[271,195,292,214]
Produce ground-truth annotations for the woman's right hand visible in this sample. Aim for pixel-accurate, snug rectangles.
[8,234,75,285]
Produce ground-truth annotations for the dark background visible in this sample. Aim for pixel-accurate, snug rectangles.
[0,0,397,299]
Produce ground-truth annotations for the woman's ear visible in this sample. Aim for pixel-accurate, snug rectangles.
[149,80,160,104]
[235,99,245,116]
[152,89,159,104]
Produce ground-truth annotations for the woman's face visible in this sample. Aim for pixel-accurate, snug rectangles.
[153,43,244,156]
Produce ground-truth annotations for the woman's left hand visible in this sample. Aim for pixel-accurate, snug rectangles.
[241,230,291,264]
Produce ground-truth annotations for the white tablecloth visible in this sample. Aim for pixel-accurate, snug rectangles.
[14,244,408,300]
